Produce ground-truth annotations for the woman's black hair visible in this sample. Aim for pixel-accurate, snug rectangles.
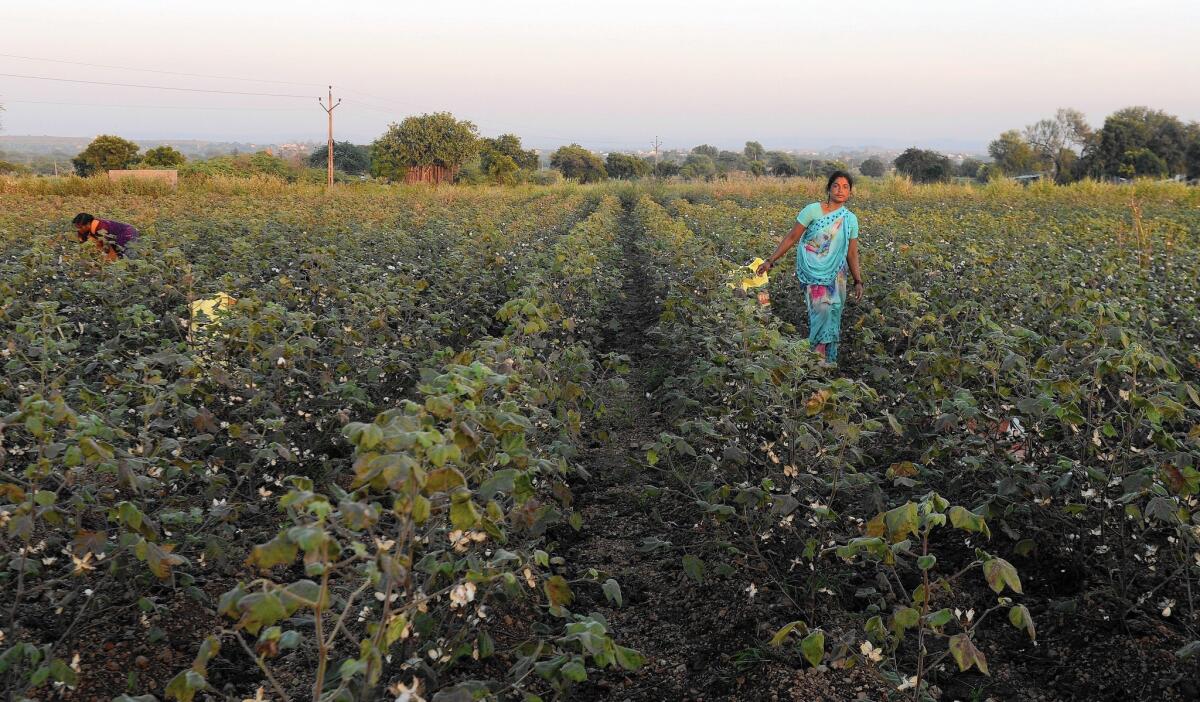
[72,213,95,226]
[825,170,854,193]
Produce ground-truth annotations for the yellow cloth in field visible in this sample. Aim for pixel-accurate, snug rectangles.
[191,293,236,323]
[733,258,770,291]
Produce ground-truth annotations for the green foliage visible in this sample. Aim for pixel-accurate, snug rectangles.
[894,147,953,182]
[605,152,651,180]
[1085,106,1196,178]
[743,141,766,162]
[141,145,187,168]
[307,141,371,175]
[72,134,141,176]
[859,157,886,177]
[550,144,607,183]
[370,112,480,180]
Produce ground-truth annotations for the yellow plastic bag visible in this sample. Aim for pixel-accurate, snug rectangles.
[728,258,771,306]
[188,292,236,346]
[735,258,770,291]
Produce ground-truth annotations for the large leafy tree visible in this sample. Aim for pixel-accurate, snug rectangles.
[1084,107,1196,178]
[72,135,141,176]
[309,141,371,175]
[481,134,538,172]
[141,145,186,168]
[767,151,798,176]
[743,141,765,163]
[550,144,607,183]
[680,153,717,180]
[859,157,886,177]
[370,112,479,181]
[893,147,952,183]
[605,152,651,180]
[691,144,720,159]
[987,130,1044,175]
[1023,108,1092,183]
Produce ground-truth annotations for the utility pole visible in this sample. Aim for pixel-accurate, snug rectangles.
[318,85,341,188]
[651,136,662,176]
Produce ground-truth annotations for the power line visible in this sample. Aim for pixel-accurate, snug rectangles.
[2,98,309,112]
[0,52,320,88]
[0,72,314,98]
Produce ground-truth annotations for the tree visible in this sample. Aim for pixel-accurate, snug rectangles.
[680,153,717,180]
[1187,137,1200,181]
[1023,108,1092,182]
[141,145,186,168]
[1085,107,1195,178]
[308,141,370,175]
[893,147,952,183]
[605,152,651,180]
[859,157,886,177]
[550,144,607,183]
[72,135,141,176]
[691,144,720,159]
[987,130,1044,175]
[654,160,681,177]
[956,158,984,179]
[743,141,765,162]
[716,150,750,174]
[485,153,520,185]
[481,134,538,171]
[767,151,798,176]
[370,112,479,181]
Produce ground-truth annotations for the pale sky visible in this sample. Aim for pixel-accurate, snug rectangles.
[1,0,1197,152]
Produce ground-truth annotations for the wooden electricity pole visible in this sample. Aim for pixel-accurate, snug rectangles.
[651,136,663,176]
[318,85,341,188]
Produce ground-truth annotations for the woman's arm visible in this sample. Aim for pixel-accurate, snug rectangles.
[847,238,863,301]
[757,222,806,275]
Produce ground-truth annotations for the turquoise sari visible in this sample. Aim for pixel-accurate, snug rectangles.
[795,203,858,363]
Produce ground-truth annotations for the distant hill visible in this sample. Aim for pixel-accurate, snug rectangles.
[0,135,318,159]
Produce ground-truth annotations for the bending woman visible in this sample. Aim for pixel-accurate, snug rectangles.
[756,171,863,364]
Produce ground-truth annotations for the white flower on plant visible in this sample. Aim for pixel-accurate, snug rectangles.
[241,687,268,702]
[1161,598,1175,617]
[896,675,918,691]
[860,641,883,663]
[523,567,537,589]
[449,582,477,608]
[746,582,758,600]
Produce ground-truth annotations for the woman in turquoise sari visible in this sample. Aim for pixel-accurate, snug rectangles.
[757,171,863,364]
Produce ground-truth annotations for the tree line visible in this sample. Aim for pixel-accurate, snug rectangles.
[15,104,1198,185]
[894,106,1200,184]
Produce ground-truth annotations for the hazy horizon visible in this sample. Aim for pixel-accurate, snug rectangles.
[2,0,1198,153]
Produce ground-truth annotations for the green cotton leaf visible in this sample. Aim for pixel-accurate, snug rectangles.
[800,630,825,668]
[614,645,645,671]
[602,578,623,607]
[165,669,207,702]
[569,511,583,531]
[425,467,467,493]
[892,607,920,630]
[34,490,56,507]
[236,592,288,635]
[948,505,991,538]
[681,555,705,583]
[883,501,919,541]
[427,443,462,468]
[916,554,937,571]
[926,608,954,628]
[560,658,588,682]
[646,448,659,466]
[1009,604,1036,641]
[982,557,1022,594]
[770,620,808,647]
[449,494,481,529]
[246,533,298,571]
